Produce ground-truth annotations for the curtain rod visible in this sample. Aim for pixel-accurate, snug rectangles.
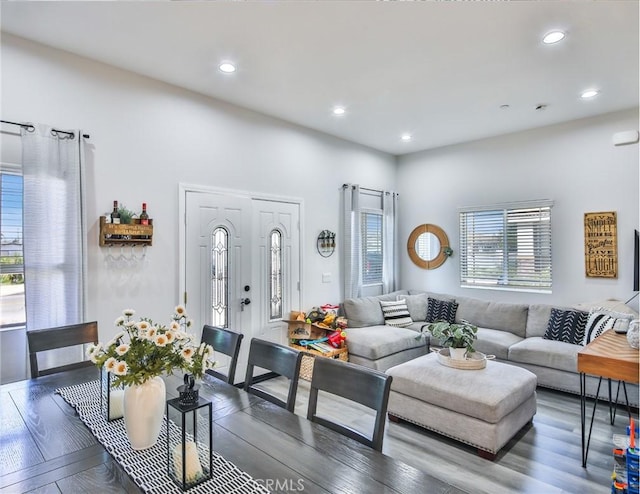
[342,184,397,196]
[1,119,90,139]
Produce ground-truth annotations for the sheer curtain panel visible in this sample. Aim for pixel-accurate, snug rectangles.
[382,191,398,294]
[342,184,362,299]
[22,124,87,335]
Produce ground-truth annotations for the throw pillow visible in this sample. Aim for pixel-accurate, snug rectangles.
[426,297,458,323]
[543,308,589,345]
[380,299,413,328]
[582,308,634,345]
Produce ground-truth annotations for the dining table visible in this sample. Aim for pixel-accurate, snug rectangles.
[0,367,460,493]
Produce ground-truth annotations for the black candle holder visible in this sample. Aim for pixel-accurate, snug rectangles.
[100,368,124,421]
[166,396,213,491]
[177,374,200,406]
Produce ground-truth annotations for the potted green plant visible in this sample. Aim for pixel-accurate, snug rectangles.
[425,320,478,360]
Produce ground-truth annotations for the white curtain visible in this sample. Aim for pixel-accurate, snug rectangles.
[22,124,87,333]
[382,191,398,294]
[342,184,362,299]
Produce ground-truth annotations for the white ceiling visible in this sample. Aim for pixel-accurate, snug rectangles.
[1,1,638,156]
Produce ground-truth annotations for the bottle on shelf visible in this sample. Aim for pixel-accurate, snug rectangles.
[111,201,121,225]
[111,200,121,239]
[139,203,149,225]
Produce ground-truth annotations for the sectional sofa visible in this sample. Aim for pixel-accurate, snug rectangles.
[342,289,639,406]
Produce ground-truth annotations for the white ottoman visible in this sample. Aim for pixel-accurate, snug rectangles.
[386,352,537,459]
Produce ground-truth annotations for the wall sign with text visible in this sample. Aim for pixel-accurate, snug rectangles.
[584,211,617,278]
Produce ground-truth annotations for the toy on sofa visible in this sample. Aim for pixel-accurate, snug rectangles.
[327,330,347,348]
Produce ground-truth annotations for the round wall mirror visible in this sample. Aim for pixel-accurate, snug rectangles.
[407,224,451,269]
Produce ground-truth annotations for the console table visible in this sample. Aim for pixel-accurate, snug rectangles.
[577,330,639,467]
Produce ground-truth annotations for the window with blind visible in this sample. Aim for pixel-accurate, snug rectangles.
[459,201,553,292]
[0,171,26,328]
[361,211,383,285]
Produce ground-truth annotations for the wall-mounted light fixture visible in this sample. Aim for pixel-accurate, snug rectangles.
[317,230,336,257]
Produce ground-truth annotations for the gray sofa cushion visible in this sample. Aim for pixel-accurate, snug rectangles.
[404,293,429,322]
[345,325,426,360]
[343,290,409,328]
[526,304,576,338]
[456,297,529,338]
[349,346,428,372]
[472,328,524,361]
[508,336,579,373]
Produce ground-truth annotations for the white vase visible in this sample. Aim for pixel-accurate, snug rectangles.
[449,347,467,360]
[123,376,166,450]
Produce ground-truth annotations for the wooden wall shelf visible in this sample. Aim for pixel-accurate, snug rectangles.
[99,216,153,246]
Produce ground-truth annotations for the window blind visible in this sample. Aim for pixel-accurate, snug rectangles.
[459,201,553,291]
[361,211,383,285]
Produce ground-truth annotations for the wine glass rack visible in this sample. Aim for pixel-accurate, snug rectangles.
[99,216,153,246]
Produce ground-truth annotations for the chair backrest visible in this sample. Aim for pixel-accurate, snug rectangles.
[243,338,303,412]
[27,321,99,378]
[307,357,393,451]
[201,325,244,384]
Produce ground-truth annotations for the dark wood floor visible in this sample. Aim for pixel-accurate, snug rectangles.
[258,377,639,494]
[1,370,636,494]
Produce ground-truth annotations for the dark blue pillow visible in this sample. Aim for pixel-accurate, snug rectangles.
[543,308,589,345]
[426,298,458,323]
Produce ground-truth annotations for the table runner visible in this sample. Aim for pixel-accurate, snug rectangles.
[56,381,270,494]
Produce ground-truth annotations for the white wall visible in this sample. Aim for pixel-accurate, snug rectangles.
[1,34,397,343]
[3,32,638,355]
[398,108,640,311]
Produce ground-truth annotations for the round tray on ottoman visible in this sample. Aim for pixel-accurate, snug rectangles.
[435,348,495,370]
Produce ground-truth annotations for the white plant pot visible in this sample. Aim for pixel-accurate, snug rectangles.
[449,347,467,360]
[123,376,166,450]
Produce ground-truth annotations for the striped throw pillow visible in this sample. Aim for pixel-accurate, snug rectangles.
[582,308,634,345]
[380,299,413,328]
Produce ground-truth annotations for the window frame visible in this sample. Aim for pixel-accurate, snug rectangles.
[459,200,553,293]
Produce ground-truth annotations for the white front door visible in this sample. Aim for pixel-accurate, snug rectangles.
[183,187,301,384]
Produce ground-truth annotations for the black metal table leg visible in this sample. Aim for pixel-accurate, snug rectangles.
[581,373,603,468]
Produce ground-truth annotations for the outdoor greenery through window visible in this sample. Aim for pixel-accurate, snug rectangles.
[459,201,553,292]
[361,211,383,285]
[0,172,25,328]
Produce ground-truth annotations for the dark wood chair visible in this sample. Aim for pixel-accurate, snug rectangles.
[307,357,393,452]
[26,321,99,378]
[201,325,244,384]
[243,338,303,412]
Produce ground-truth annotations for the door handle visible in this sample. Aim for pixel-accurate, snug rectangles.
[241,298,251,311]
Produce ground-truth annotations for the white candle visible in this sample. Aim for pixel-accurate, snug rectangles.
[173,441,204,483]
[109,389,124,420]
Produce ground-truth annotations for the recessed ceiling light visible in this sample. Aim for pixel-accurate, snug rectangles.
[543,30,566,44]
[401,134,412,142]
[581,89,599,99]
[332,107,346,116]
[219,62,236,74]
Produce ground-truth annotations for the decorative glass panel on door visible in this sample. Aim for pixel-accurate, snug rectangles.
[269,229,283,320]
[211,227,229,327]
